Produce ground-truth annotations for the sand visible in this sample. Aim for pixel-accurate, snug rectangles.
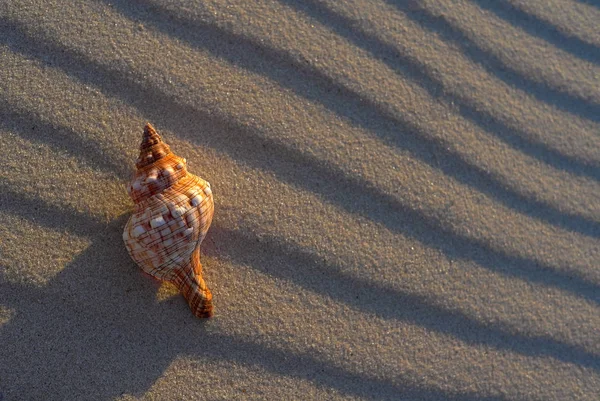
[0,0,599,399]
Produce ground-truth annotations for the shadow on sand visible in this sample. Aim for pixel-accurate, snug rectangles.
[0,200,513,400]
[1,15,598,304]
[281,0,600,174]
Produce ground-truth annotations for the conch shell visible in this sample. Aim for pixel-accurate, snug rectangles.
[123,123,214,318]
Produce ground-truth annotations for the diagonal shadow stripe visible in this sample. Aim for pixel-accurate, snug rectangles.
[209,225,600,372]
[0,218,510,400]
[577,0,600,9]
[92,0,600,238]
[0,16,597,303]
[0,104,131,180]
[470,0,600,65]
[279,0,600,180]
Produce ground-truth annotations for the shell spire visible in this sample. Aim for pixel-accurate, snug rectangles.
[141,122,162,148]
[124,123,215,318]
[136,123,171,169]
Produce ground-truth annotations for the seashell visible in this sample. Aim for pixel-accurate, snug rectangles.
[123,123,215,318]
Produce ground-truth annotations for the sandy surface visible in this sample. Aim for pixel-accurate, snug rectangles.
[0,0,599,399]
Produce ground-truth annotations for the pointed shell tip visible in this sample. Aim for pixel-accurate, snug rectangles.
[144,122,156,133]
[140,122,163,150]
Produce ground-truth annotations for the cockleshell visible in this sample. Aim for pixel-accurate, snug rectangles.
[123,123,214,318]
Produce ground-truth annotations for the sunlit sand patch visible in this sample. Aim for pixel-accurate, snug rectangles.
[154,281,180,302]
[0,306,15,328]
